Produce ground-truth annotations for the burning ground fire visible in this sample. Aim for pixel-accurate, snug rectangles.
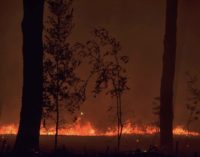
[0,121,199,136]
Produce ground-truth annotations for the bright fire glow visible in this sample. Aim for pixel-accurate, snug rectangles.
[0,121,199,137]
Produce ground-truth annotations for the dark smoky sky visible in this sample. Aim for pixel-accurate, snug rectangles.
[0,0,200,131]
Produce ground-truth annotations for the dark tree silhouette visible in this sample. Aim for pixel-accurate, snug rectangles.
[84,28,129,152]
[185,72,200,132]
[0,98,2,120]
[160,0,178,152]
[152,96,160,128]
[43,0,84,150]
[15,0,44,152]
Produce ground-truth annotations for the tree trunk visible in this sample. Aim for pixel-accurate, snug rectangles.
[55,102,59,151]
[14,0,44,152]
[160,0,178,152]
[55,83,59,151]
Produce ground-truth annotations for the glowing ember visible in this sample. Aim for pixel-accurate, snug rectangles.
[80,112,84,116]
[0,121,199,136]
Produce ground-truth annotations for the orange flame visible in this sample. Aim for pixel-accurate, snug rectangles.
[0,121,199,136]
[0,124,17,135]
[173,126,200,136]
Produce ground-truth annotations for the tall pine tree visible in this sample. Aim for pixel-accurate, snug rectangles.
[160,0,178,152]
[15,0,44,152]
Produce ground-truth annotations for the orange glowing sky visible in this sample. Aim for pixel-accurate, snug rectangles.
[0,0,200,132]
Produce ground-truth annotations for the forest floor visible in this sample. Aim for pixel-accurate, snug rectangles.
[0,135,199,157]
[0,149,198,157]
[0,152,178,157]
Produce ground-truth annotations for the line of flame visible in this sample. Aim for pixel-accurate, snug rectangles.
[0,121,199,137]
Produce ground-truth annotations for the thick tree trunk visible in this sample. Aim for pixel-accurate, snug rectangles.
[14,0,44,152]
[160,0,178,152]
